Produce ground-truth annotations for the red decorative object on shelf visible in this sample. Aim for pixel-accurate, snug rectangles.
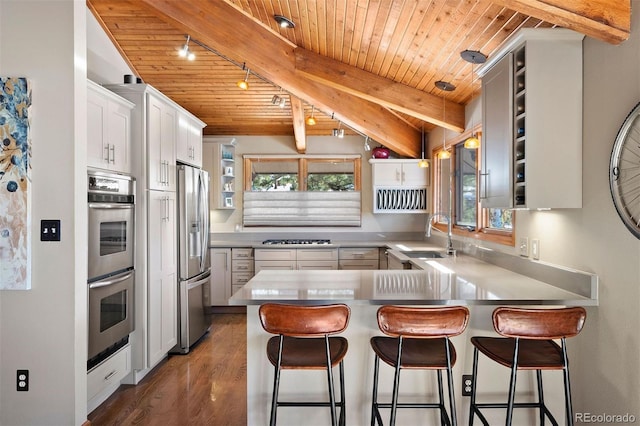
[372,147,390,159]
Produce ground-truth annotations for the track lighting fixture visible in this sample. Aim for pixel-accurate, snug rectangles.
[237,68,250,90]
[306,106,317,126]
[274,14,295,29]
[363,136,371,152]
[178,35,195,61]
[332,122,344,138]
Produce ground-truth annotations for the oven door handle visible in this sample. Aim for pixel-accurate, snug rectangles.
[89,270,134,289]
[88,203,134,210]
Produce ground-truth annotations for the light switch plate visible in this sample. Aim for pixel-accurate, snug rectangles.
[531,239,540,260]
[519,237,529,257]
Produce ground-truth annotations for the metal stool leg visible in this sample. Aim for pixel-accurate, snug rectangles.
[561,338,574,426]
[505,338,520,426]
[445,338,456,426]
[371,355,381,426]
[536,369,545,425]
[270,337,285,426]
[389,336,404,426]
[325,336,338,426]
[469,346,478,426]
[339,360,346,426]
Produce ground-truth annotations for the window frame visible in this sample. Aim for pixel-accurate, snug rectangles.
[432,130,515,247]
[243,155,362,192]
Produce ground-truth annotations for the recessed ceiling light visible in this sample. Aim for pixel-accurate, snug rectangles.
[274,14,295,29]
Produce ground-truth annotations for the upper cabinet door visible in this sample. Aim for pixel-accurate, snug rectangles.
[87,81,133,174]
[480,53,513,209]
[177,111,204,167]
[147,93,176,191]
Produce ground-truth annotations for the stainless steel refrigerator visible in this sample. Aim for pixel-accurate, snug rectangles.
[173,164,211,354]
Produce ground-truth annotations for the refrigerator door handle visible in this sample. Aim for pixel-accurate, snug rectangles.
[198,171,209,271]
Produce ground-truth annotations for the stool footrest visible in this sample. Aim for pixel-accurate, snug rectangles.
[277,401,344,407]
[374,402,445,409]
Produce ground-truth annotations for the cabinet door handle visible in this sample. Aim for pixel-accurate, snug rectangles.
[401,171,405,183]
[479,170,489,200]
[103,144,110,163]
[395,169,400,182]
[104,369,118,381]
[109,145,115,163]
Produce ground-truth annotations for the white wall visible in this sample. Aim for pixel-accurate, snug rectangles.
[206,135,427,235]
[0,1,87,425]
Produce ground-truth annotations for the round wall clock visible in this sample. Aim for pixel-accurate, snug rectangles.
[610,102,640,239]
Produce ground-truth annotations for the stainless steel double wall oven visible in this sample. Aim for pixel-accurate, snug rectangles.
[87,170,135,369]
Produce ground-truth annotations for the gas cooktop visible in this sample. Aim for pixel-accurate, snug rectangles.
[262,239,331,245]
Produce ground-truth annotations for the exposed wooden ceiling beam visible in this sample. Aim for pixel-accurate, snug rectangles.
[289,95,306,153]
[295,48,465,133]
[137,0,421,157]
[494,0,630,44]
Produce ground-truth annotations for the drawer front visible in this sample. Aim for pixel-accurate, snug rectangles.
[232,271,254,286]
[87,345,131,400]
[297,260,338,270]
[254,249,297,261]
[232,259,254,272]
[339,247,379,260]
[231,284,244,296]
[254,260,297,272]
[296,248,338,261]
[339,259,380,270]
[232,248,254,259]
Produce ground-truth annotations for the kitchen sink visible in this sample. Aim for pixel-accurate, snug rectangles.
[399,251,445,258]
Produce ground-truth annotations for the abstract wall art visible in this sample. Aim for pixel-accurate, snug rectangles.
[0,77,31,290]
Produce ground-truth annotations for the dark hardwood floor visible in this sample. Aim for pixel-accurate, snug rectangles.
[88,313,247,425]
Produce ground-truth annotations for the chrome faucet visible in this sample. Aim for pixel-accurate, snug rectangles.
[426,212,455,255]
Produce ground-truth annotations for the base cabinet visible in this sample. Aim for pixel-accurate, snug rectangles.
[338,247,380,270]
[210,248,232,305]
[254,248,338,272]
[87,345,131,413]
[147,191,178,367]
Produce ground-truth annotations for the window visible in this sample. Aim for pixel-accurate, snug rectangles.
[242,155,362,227]
[433,132,514,246]
[244,156,360,192]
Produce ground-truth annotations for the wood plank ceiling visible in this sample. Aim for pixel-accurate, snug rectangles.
[87,0,629,157]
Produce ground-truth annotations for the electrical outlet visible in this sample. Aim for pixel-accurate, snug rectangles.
[519,237,529,257]
[17,369,29,391]
[531,239,540,260]
[40,220,61,241]
[462,374,473,396]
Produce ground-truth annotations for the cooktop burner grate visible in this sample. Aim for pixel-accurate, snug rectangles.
[262,239,331,245]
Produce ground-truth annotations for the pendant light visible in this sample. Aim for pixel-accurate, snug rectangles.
[237,67,250,90]
[306,105,317,126]
[435,81,454,159]
[418,125,429,168]
[460,49,487,149]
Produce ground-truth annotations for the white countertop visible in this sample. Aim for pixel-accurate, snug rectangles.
[228,253,597,306]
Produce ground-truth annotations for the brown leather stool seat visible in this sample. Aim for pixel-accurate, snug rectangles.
[370,305,470,426]
[468,307,587,426]
[259,303,351,426]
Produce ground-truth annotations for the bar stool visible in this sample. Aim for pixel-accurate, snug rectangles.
[258,303,351,426]
[370,305,470,426]
[468,306,587,426]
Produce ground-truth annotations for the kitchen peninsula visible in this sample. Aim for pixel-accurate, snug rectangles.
[229,250,597,425]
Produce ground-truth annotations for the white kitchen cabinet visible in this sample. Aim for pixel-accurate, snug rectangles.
[254,248,338,271]
[210,248,232,305]
[369,159,429,213]
[370,159,429,187]
[478,28,583,209]
[203,137,237,209]
[338,247,380,270]
[87,80,134,174]
[87,344,131,413]
[177,110,205,167]
[147,93,177,191]
[147,190,177,368]
[232,248,254,296]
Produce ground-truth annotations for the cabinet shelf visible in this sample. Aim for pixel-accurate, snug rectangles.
[204,137,237,210]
